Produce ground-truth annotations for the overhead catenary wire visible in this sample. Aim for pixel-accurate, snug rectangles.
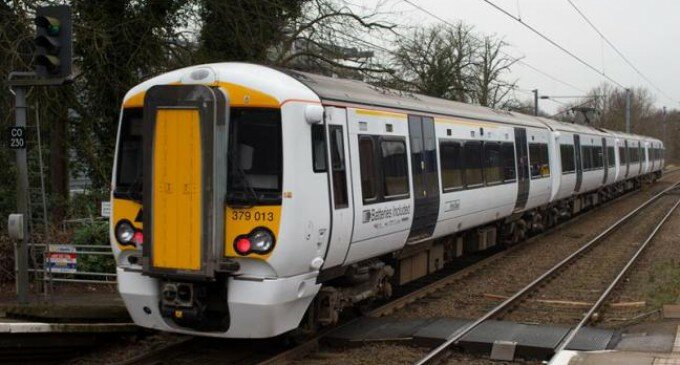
[400,0,587,94]
[479,0,626,89]
[565,0,677,104]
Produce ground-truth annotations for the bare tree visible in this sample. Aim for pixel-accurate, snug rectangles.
[471,35,517,108]
[389,23,476,101]
[198,0,394,77]
[388,22,517,108]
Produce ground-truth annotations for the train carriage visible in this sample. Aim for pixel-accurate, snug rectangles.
[110,63,664,339]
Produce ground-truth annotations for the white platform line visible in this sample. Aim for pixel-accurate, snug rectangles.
[673,324,680,353]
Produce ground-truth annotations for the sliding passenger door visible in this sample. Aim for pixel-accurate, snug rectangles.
[321,107,354,269]
[513,128,530,211]
[574,135,583,192]
[407,115,440,242]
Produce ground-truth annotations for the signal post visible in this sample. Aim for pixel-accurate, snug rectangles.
[7,5,72,304]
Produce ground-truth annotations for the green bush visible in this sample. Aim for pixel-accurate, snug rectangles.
[72,220,116,274]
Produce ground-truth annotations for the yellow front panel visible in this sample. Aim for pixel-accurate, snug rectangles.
[153,108,202,270]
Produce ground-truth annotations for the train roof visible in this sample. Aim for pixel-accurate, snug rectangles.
[121,63,660,146]
[283,69,659,143]
[536,117,608,136]
[284,69,549,129]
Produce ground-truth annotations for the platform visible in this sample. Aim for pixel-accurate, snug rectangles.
[0,292,137,363]
[0,292,131,322]
[325,317,616,360]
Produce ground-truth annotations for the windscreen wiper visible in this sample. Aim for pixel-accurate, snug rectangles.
[229,156,259,207]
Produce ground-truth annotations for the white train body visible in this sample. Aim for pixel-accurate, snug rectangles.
[110,63,664,338]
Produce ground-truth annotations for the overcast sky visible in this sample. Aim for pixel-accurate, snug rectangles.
[355,0,680,113]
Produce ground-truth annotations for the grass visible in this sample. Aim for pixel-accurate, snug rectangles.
[645,259,680,308]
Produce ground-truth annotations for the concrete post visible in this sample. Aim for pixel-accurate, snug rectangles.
[13,86,30,304]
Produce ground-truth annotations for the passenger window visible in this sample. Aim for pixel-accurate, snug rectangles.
[329,126,348,209]
[381,139,409,198]
[619,146,627,164]
[607,146,615,167]
[440,141,464,191]
[501,142,516,182]
[464,141,483,187]
[629,147,637,163]
[358,136,377,202]
[529,143,550,178]
[311,124,326,172]
[560,144,575,174]
[483,142,503,185]
[593,146,603,169]
[582,146,593,170]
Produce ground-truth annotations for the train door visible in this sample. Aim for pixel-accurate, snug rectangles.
[321,107,354,269]
[407,115,440,242]
[513,128,530,211]
[601,138,608,184]
[574,135,583,192]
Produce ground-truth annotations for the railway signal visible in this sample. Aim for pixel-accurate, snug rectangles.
[34,5,72,79]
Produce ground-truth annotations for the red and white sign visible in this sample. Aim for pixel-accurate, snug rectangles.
[46,244,77,273]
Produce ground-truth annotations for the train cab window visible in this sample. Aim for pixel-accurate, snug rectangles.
[529,143,550,178]
[381,139,409,198]
[560,144,575,174]
[593,146,603,169]
[440,141,464,191]
[227,108,283,204]
[607,146,616,167]
[463,141,483,187]
[329,126,348,208]
[359,136,378,202]
[114,108,143,200]
[483,142,503,185]
[311,124,327,172]
[501,142,516,182]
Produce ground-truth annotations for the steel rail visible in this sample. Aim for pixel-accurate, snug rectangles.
[549,195,680,362]
[414,180,680,365]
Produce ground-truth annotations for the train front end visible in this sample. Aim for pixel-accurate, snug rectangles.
[110,64,324,338]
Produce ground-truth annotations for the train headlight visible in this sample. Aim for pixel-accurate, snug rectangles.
[250,228,275,253]
[115,220,135,246]
[233,227,275,255]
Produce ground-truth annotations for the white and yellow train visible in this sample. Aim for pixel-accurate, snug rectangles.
[110,63,664,338]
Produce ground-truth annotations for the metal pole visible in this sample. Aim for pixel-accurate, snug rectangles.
[13,86,30,304]
[625,88,632,133]
[533,89,539,116]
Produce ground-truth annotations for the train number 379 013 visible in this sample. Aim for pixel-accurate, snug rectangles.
[231,210,275,222]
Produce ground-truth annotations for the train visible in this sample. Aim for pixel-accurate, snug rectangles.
[109,63,664,338]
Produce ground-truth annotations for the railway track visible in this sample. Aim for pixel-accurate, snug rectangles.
[111,169,680,365]
[414,180,680,365]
